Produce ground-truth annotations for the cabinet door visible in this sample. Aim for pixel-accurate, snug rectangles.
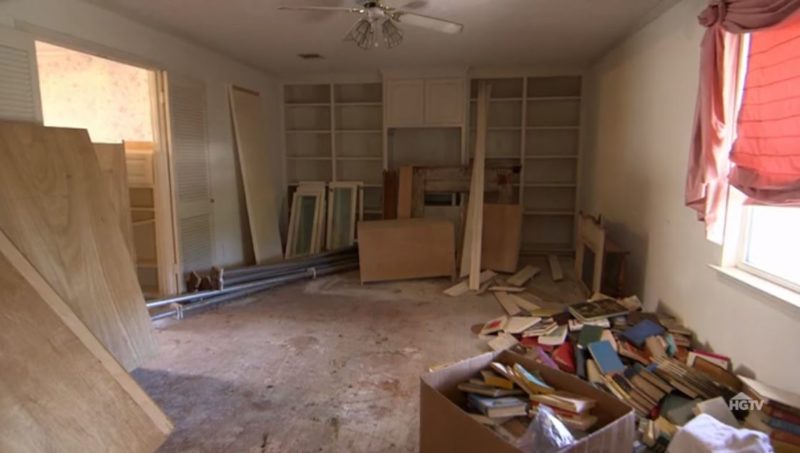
[424,78,464,125]
[385,79,424,126]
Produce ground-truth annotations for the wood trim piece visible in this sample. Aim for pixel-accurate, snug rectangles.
[494,291,523,316]
[397,165,414,219]
[574,214,605,294]
[460,82,491,289]
[548,254,564,281]
[93,142,135,263]
[443,270,497,297]
[0,228,172,451]
[507,264,541,287]
[229,86,283,264]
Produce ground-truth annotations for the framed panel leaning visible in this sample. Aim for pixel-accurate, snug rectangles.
[574,214,605,294]
[286,182,326,258]
[327,182,362,250]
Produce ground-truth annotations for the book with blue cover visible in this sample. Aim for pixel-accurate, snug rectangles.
[587,340,625,375]
[621,319,665,348]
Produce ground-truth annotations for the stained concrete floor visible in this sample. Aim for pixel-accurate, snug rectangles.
[133,257,583,453]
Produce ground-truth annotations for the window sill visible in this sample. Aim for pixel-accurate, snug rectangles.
[709,265,800,310]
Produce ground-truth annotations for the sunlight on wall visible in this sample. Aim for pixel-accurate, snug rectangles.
[36,41,153,143]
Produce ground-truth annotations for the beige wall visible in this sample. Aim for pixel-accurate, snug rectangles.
[581,0,800,393]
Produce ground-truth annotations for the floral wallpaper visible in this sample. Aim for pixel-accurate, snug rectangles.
[36,41,153,143]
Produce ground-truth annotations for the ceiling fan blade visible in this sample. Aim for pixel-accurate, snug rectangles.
[278,6,362,13]
[392,11,463,34]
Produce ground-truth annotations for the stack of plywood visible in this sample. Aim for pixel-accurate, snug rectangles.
[0,121,171,451]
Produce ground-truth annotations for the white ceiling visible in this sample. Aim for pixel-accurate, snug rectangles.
[82,0,680,77]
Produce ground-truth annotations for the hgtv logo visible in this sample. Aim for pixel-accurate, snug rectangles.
[729,393,764,411]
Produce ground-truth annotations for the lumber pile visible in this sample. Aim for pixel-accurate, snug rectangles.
[0,122,171,450]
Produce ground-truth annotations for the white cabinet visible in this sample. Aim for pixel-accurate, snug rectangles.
[385,78,464,126]
[385,79,424,126]
[424,79,464,125]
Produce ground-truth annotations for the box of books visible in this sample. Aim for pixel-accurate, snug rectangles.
[420,350,635,453]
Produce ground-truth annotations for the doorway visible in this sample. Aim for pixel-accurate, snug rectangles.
[35,41,179,297]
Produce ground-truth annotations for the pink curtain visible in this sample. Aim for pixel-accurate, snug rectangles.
[686,0,800,243]
[730,11,800,203]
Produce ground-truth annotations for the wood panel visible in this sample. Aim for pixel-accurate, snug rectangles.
[0,229,171,452]
[0,121,157,370]
[358,219,455,283]
[397,165,414,219]
[94,143,135,262]
[481,203,522,273]
[229,86,283,264]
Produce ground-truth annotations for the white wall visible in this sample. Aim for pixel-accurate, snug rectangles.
[582,0,800,392]
[0,0,284,269]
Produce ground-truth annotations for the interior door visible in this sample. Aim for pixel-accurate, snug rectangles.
[0,27,42,123]
[165,74,214,279]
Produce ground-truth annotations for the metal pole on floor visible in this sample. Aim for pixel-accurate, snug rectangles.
[149,260,358,320]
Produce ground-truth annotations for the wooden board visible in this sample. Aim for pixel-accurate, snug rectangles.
[480,203,522,273]
[459,82,491,289]
[548,254,564,281]
[229,86,283,264]
[358,219,455,283]
[494,291,523,316]
[507,264,541,287]
[0,122,157,370]
[0,229,172,452]
[443,270,497,297]
[383,170,398,220]
[575,214,605,294]
[397,165,414,219]
[93,142,135,262]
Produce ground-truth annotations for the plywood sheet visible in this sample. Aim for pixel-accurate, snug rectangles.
[229,86,283,264]
[358,219,455,283]
[481,203,522,273]
[93,142,135,262]
[0,229,171,452]
[0,121,156,370]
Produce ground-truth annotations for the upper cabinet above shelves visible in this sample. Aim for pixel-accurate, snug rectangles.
[385,78,465,127]
[526,76,582,98]
[284,83,331,104]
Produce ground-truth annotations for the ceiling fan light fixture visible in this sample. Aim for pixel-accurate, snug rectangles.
[382,20,403,48]
[345,18,377,50]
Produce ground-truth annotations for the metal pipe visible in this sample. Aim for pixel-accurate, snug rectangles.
[221,254,357,286]
[146,258,359,309]
[223,246,357,278]
[151,261,358,320]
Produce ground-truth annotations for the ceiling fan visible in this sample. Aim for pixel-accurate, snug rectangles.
[278,1,464,49]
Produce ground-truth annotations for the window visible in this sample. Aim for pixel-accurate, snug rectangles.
[734,206,800,292]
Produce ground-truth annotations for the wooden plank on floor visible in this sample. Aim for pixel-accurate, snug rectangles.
[460,82,490,289]
[229,86,283,263]
[494,291,522,316]
[507,264,541,287]
[508,293,541,312]
[0,122,157,370]
[481,203,522,273]
[548,254,564,282]
[443,270,496,297]
[0,229,172,451]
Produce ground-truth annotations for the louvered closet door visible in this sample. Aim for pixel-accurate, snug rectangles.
[0,27,42,122]
[166,74,214,276]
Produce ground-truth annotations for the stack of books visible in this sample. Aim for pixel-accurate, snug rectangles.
[457,361,599,438]
[741,376,800,451]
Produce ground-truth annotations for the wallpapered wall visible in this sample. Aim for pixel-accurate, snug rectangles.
[36,41,153,143]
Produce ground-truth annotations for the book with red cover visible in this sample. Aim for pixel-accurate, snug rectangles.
[772,429,800,447]
[764,403,800,425]
[552,342,576,374]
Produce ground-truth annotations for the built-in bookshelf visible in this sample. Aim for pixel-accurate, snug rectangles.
[469,76,582,254]
[284,82,384,220]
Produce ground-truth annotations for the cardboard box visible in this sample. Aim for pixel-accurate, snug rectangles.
[358,219,456,283]
[420,351,636,453]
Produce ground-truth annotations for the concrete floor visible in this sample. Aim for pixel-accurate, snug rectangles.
[133,257,583,453]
